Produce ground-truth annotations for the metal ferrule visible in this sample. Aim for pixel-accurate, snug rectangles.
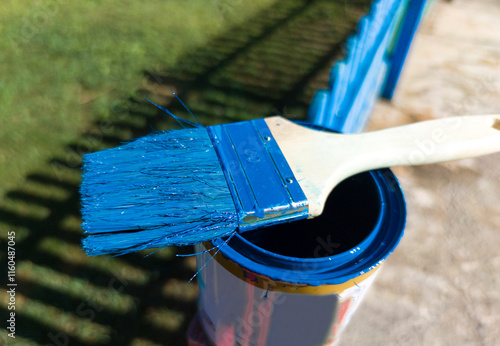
[207,119,309,231]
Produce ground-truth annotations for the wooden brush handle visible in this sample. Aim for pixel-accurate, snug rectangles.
[349,114,500,169]
[266,115,500,217]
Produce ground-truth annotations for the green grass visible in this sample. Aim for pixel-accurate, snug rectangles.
[0,1,278,344]
[0,0,276,197]
[0,0,372,344]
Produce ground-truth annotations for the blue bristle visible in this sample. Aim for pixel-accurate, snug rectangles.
[80,127,238,256]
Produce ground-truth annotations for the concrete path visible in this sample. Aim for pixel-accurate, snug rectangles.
[339,0,500,345]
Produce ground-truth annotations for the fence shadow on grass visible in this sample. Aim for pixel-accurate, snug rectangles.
[0,0,372,344]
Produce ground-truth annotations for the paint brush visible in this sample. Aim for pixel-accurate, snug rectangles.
[80,114,500,256]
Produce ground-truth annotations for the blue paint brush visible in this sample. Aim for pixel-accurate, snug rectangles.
[80,113,500,255]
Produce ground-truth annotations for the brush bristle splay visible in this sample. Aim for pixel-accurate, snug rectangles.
[80,127,238,256]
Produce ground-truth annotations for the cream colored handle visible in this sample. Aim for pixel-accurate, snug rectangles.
[266,115,500,218]
[349,115,500,170]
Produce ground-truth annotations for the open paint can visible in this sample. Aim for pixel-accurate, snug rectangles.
[193,168,406,346]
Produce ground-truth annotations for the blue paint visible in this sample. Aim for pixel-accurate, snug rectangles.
[382,0,427,99]
[80,126,239,256]
[208,119,308,232]
[146,98,201,129]
[81,116,309,255]
[307,0,411,133]
[210,168,406,286]
[252,120,307,210]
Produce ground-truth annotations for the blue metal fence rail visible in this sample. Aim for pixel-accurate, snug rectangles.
[382,0,428,99]
[307,0,427,134]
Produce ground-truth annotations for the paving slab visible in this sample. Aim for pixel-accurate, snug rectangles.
[339,1,500,345]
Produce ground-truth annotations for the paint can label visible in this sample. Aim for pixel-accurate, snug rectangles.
[195,244,380,346]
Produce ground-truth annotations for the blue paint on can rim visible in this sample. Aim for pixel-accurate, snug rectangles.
[211,160,406,287]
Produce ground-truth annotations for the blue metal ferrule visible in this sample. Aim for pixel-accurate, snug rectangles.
[207,119,309,232]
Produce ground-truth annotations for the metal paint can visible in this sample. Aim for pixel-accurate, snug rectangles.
[194,168,406,346]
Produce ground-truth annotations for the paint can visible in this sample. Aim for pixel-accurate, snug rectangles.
[193,167,406,346]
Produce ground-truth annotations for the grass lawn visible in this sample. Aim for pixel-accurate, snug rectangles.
[0,0,371,344]
[0,0,276,198]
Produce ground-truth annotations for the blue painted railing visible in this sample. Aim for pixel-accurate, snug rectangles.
[307,0,427,134]
[382,0,428,99]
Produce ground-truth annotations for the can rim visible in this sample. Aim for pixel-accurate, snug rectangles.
[211,169,406,286]
[202,241,382,294]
